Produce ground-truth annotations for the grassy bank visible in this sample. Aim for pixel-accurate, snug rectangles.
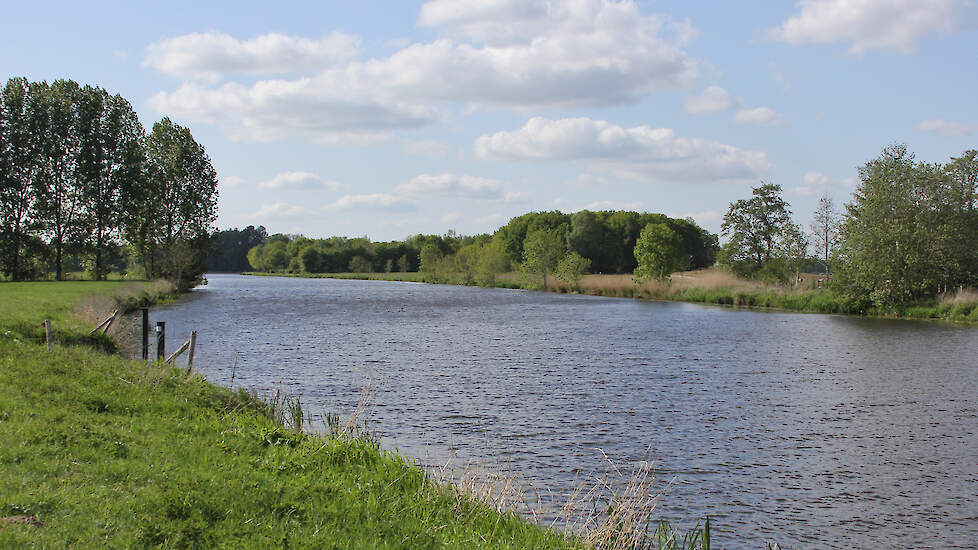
[0,281,583,549]
[0,282,721,549]
[247,269,978,324]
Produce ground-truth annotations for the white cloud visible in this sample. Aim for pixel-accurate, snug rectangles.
[475,116,772,183]
[769,0,970,54]
[148,80,439,143]
[147,1,699,143]
[246,202,315,220]
[258,171,343,190]
[792,171,855,196]
[144,31,360,81]
[395,172,511,200]
[733,107,787,127]
[684,86,733,115]
[915,118,975,136]
[401,140,453,158]
[326,193,416,212]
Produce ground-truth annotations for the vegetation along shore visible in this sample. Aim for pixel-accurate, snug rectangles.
[234,145,978,325]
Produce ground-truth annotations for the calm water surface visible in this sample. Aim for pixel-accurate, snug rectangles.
[154,274,978,549]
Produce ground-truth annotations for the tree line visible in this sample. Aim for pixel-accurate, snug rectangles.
[241,210,719,287]
[0,77,218,289]
[718,144,977,310]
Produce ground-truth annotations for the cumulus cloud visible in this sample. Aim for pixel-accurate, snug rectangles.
[395,172,511,200]
[769,0,970,54]
[475,116,772,183]
[258,171,343,191]
[792,171,857,196]
[148,80,439,143]
[144,31,359,81]
[146,1,699,142]
[684,86,733,115]
[246,202,315,220]
[326,193,416,212]
[733,107,787,127]
[915,118,975,136]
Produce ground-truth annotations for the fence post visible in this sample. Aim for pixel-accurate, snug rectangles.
[44,320,52,350]
[156,322,165,361]
[186,331,197,373]
[141,308,149,361]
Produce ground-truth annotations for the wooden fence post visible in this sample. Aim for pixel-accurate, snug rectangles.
[141,308,149,361]
[156,322,165,360]
[43,320,52,350]
[186,331,197,373]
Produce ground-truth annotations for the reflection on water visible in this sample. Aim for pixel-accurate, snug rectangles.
[154,274,978,549]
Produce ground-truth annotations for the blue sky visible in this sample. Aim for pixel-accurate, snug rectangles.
[3,0,976,240]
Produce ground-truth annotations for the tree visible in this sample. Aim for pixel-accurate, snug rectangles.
[128,117,218,289]
[809,193,840,276]
[521,228,565,289]
[555,251,590,289]
[348,255,372,273]
[720,183,803,280]
[33,80,86,280]
[836,145,978,308]
[419,242,444,281]
[0,78,43,280]
[76,87,145,280]
[633,223,684,282]
[476,240,510,285]
[454,243,480,284]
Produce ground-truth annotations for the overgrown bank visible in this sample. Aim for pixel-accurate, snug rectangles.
[248,270,978,325]
[0,282,723,549]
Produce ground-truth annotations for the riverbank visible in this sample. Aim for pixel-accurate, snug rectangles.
[0,281,713,548]
[244,269,978,325]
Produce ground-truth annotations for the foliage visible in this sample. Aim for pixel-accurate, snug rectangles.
[521,228,565,289]
[0,77,218,287]
[555,251,591,289]
[720,183,808,282]
[208,225,268,272]
[633,223,685,283]
[835,145,978,308]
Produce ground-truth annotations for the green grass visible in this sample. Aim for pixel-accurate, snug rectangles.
[0,281,587,549]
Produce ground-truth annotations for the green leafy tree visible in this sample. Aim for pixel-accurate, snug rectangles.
[633,223,685,282]
[555,251,590,289]
[521,228,565,289]
[76,86,145,280]
[0,78,43,280]
[454,243,480,284]
[33,80,87,280]
[476,240,510,285]
[836,145,978,308]
[298,245,322,273]
[720,183,803,280]
[348,255,372,273]
[419,242,444,281]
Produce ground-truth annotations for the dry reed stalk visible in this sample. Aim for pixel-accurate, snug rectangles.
[940,286,978,304]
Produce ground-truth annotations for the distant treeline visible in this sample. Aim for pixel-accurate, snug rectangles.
[237,210,718,284]
[0,77,218,289]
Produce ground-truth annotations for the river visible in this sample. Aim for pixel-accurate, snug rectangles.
[152,273,978,548]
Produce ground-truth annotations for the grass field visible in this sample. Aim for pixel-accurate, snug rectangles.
[0,281,720,549]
